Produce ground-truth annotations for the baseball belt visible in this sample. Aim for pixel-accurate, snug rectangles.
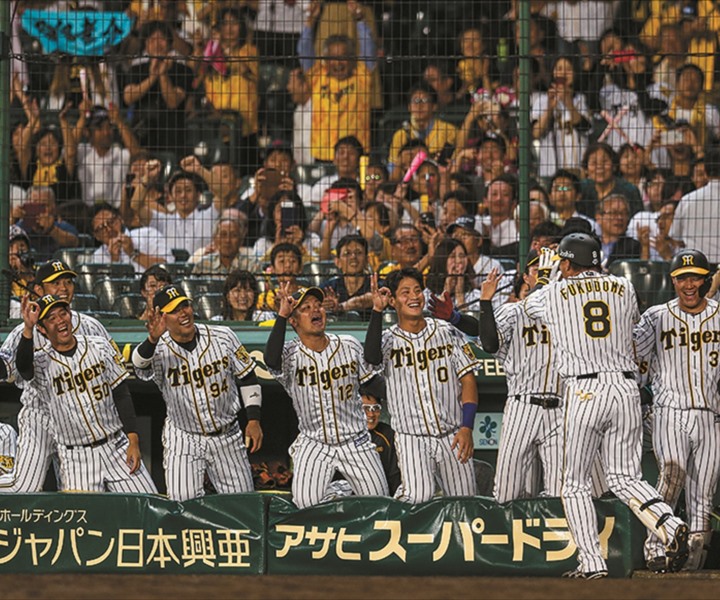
[514,395,561,409]
[576,371,635,380]
[65,430,121,450]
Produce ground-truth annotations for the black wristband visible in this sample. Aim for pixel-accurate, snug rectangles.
[246,406,261,422]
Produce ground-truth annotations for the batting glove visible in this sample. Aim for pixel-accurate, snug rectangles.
[536,247,559,286]
[429,292,460,324]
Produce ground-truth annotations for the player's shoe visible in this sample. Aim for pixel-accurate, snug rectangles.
[665,523,689,573]
[561,567,609,579]
[646,556,668,573]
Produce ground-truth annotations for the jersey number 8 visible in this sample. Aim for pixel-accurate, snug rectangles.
[583,300,611,338]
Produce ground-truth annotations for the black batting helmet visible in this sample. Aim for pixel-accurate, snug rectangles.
[555,233,601,267]
[669,249,711,278]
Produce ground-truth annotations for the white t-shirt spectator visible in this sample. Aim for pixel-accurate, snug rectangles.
[150,205,220,255]
[91,226,173,273]
[77,143,130,208]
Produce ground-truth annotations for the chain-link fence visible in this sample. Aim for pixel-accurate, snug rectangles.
[6,1,720,322]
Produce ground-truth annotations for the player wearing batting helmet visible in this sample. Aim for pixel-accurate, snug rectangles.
[521,237,690,578]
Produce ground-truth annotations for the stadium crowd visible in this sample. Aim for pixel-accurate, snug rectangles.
[7,0,720,321]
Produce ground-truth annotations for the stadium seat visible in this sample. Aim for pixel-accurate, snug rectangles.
[302,261,339,287]
[52,247,96,270]
[93,278,141,311]
[176,277,224,299]
[171,249,191,263]
[292,164,337,187]
[83,311,121,320]
[607,260,674,311]
[194,293,224,320]
[75,263,115,294]
[153,150,177,184]
[163,262,192,279]
[71,293,100,313]
[112,294,144,319]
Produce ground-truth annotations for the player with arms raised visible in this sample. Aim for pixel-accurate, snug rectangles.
[0,260,115,493]
[525,233,689,578]
[132,285,263,501]
[264,283,388,509]
[15,294,156,493]
[364,268,480,504]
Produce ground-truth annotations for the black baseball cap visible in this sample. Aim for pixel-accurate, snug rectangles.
[37,294,70,321]
[88,106,111,127]
[35,260,77,283]
[153,285,192,313]
[447,215,478,236]
[669,249,711,278]
[291,287,324,307]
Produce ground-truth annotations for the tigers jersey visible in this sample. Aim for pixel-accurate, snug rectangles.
[380,317,480,436]
[493,300,561,396]
[134,324,255,434]
[203,44,259,136]
[2,311,113,406]
[269,334,375,444]
[387,119,458,171]
[634,298,720,411]
[309,62,371,161]
[26,335,128,447]
[524,272,640,377]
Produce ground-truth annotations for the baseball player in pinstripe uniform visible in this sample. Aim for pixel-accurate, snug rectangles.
[524,233,689,578]
[476,258,564,502]
[365,268,480,504]
[0,260,114,493]
[634,249,720,572]
[0,423,17,487]
[132,285,263,501]
[15,294,156,493]
[430,254,609,501]
[264,283,389,509]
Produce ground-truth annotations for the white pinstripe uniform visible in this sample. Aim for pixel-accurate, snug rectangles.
[380,318,480,503]
[490,300,564,502]
[269,334,389,509]
[525,271,686,574]
[634,298,720,566]
[0,423,17,487]
[0,312,112,493]
[24,335,156,493]
[133,324,257,501]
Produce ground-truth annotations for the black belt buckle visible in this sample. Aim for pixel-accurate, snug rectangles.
[529,396,560,409]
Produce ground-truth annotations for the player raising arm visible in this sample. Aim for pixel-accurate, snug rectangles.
[264,282,389,509]
[523,233,689,579]
[364,269,480,504]
[16,295,156,493]
[132,285,262,501]
[1,260,116,494]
